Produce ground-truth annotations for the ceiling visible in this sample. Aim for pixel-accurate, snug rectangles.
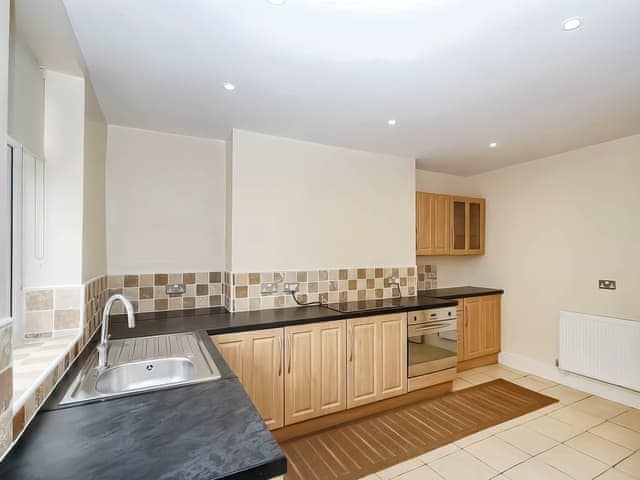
[62,0,640,175]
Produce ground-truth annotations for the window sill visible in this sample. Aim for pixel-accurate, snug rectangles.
[12,331,80,413]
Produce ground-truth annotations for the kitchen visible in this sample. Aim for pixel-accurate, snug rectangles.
[1,1,639,479]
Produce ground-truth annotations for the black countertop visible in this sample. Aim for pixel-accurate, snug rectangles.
[419,286,504,300]
[0,331,286,480]
[108,295,457,339]
[0,291,478,480]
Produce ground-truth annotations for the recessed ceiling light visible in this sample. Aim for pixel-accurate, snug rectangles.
[489,142,497,148]
[387,119,397,126]
[268,0,286,5]
[223,82,236,91]
[562,17,583,31]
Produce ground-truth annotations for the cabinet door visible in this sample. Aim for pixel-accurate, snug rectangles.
[468,198,486,255]
[456,298,466,362]
[285,326,315,424]
[347,317,378,408]
[481,295,501,355]
[463,298,485,359]
[212,334,246,383]
[347,314,407,408]
[284,320,346,425]
[244,330,284,430]
[317,321,347,416]
[451,197,468,254]
[378,314,407,400]
[463,295,501,360]
[416,193,450,256]
[211,328,284,430]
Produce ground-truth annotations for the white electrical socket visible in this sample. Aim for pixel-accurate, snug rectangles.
[283,282,299,293]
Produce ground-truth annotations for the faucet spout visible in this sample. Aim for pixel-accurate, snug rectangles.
[98,294,136,369]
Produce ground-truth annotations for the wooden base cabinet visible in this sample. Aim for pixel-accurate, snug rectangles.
[284,321,346,425]
[457,295,501,364]
[212,328,284,430]
[347,313,407,409]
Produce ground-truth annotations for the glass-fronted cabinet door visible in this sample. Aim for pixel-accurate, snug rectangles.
[468,198,485,255]
[450,196,485,255]
[451,197,467,254]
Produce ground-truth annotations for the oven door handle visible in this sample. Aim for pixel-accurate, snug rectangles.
[413,323,448,331]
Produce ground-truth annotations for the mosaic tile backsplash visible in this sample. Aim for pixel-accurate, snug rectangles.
[107,272,224,314]
[24,286,84,338]
[225,266,417,312]
[417,264,438,291]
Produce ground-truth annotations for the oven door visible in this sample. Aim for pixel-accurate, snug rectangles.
[407,319,458,378]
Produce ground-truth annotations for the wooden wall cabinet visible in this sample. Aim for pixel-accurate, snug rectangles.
[416,192,450,255]
[284,320,346,425]
[457,295,501,363]
[212,328,284,430]
[347,313,407,408]
[416,192,485,256]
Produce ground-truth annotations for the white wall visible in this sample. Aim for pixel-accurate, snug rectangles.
[106,125,226,274]
[81,82,106,282]
[24,70,85,287]
[7,18,44,158]
[229,129,416,272]
[468,135,640,367]
[0,0,10,321]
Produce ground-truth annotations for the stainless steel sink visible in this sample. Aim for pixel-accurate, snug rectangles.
[60,332,221,405]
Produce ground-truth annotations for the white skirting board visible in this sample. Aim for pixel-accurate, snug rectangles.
[499,351,640,409]
[559,310,640,393]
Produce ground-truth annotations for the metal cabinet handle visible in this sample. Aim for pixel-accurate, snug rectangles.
[348,325,353,362]
[287,333,292,374]
[277,336,282,377]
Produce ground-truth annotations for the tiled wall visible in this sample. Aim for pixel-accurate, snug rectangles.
[0,322,12,456]
[3,275,108,459]
[227,266,417,312]
[107,272,224,314]
[23,286,83,338]
[417,264,438,291]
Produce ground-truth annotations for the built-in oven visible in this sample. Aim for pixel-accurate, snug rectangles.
[407,307,458,378]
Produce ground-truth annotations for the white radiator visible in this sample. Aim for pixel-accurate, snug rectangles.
[559,311,640,392]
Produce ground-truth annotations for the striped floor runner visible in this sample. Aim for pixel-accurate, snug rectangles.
[281,379,557,480]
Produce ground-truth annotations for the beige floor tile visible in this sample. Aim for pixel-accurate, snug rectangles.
[497,425,559,455]
[358,475,382,480]
[525,415,584,442]
[565,432,633,466]
[572,396,630,420]
[612,411,640,433]
[419,443,460,464]
[377,458,424,480]
[464,373,495,386]
[615,451,640,478]
[590,422,640,450]
[476,365,524,381]
[598,469,637,480]
[457,368,485,379]
[510,376,552,392]
[452,378,474,391]
[455,426,498,448]
[541,385,591,404]
[537,444,608,480]
[464,436,530,472]
[548,406,605,430]
[503,458,573,480]
[429,450,497,480]
[394,465,444,480]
